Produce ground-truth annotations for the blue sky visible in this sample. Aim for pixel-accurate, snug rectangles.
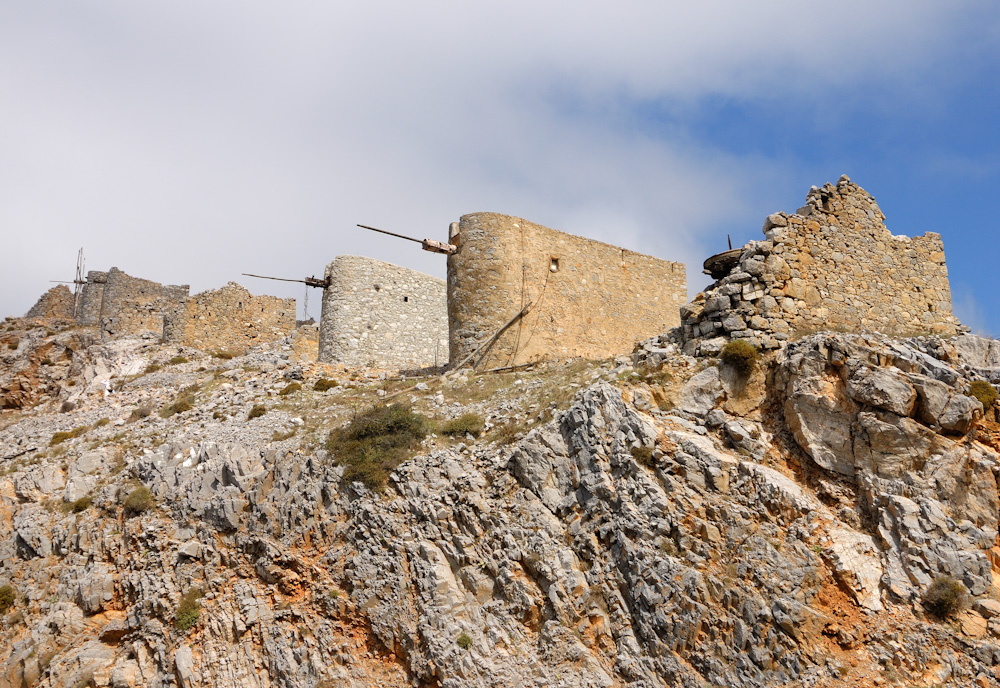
[1,2,998,335]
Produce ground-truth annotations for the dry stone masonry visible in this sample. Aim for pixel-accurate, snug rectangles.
[318,255,448,369]
[77,271,108,326]
[163,282,296,354]
[24,285,75,320]
[447,212,686,369]
[97,268,189,342]
[681,176,962,357]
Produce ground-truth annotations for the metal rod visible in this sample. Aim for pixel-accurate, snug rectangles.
[243,273,309,284]
[357,224,424,245]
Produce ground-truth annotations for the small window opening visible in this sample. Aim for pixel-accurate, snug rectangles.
[550,258,559,273]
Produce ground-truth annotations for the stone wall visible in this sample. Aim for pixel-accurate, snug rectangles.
[681,176,963,357]
[318,255,449,369]
[447,212,686,369]
[163,282,296,354]
[98,268,189,342]
[24,285,75,320]
[78,271,107,326]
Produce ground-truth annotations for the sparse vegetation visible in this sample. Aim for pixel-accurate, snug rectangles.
[271,428,297,441]
[123,486,154,516]
[5,339,18,350]
[50,425,90,446]
[167,355,188,365]
[325,403,427,491]
[69,495,93,513]
[0,585,14,614]
[720,339,758,377]
[279,382,302,396]
[160,385,198,418]
[211,351,235,360]
[440,413,485,438]
[94,417,109,428]
[59,401,75,413]
[630,445,655,468]
[129,401,154,422]
[175,588,204,631]
[969,381,998,410]
[457,632,472,650]
[922,575,968,619]
[488,420,528,445]
[212,411,227,421]
[143,362,162,374]
[248,404,268,420]
[313,378,339,392]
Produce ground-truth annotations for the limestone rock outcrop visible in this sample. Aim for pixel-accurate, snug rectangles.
[1,318,1000,687]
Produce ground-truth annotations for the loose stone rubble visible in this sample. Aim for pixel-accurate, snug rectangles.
[681,177,963,357]
[2,314,1000,687]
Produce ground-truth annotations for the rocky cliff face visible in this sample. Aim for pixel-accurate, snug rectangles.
[2,316,1000,687]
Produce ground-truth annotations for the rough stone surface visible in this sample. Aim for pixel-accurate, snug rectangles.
[682,178,963,356]
[24,285,76,321]
[319,255,448,370]
[448,212,686,368]
[2,316,1000,687]
[98,268,189,342]
[163,282,296,354]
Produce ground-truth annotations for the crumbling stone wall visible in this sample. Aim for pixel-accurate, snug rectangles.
[681,176,963,356]
[319,255,448,369]
[98,268,189,342]
[24,285,75,320]
[78,271,107,326]
[447,213,686,369]
[163,282,296,354]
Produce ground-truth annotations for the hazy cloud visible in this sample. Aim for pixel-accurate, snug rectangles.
[1,2,995,319]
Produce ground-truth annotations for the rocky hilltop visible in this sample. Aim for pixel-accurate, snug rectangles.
[3,316,1000,687]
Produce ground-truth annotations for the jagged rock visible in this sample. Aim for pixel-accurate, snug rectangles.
[4,323,1000,687]
[678,366,723,415]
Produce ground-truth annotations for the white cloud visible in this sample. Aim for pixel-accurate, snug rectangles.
[952,286,994,338]
[0,2,994,318]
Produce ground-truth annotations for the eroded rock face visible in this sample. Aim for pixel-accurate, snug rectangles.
[778,333,1000,604]
[4,324,1000,687]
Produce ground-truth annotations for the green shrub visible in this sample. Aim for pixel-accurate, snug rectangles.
[69,495,92,513]
[123,486,154,515]
[59,401,75,413]
[313,378,339,392]
[922,576,968,619]
[630,445,655,468]
[160,386,198,418]
[720,339,758,377]
[457,632,472,650]
[326,403,427,491]
[248,404,267,420]
[143,362,162,374]
[50,425,89,445]
[969,381,999,410]
[279,382,302,396]
[0,585,14,614]
[211,351,235,360]
[440,413,485,438]
[175,588,204,631]
[167,356,188,365]
[212,411,227,421]
[94,417,109,428]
